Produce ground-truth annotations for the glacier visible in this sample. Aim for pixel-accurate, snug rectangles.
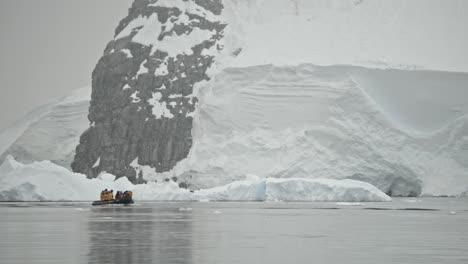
[0,0,467,199]
[149,64,468,197]
[1,64,467,197]
[0,87,90,168]
[0,156,390,202]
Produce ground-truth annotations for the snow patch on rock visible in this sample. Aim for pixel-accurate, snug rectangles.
[147,92,174,119]
[116,7,218,58]
[121,49,133,58]
[130,91,141,103]
[137,60,149,76]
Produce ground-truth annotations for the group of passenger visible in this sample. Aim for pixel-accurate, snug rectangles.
[100,189,114,201]
[115,190,133,201]
[100,189,133,202]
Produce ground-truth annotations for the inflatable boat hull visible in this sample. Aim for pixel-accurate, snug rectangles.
[92,199,134,206]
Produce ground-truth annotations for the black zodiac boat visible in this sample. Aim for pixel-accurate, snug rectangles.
[92,199,134,206]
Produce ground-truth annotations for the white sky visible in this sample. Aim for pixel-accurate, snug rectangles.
[0,0,132,130]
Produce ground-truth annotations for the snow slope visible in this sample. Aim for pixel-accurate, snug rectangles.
[152,64,468,196]
[0,87,90,168]
[0,157,390,202]
[223,0,468,72]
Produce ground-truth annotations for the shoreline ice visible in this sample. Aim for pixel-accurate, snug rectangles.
[0,157,390,202]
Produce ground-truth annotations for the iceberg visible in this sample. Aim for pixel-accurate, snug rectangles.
[0,157,390,202]
[195,177,391,202]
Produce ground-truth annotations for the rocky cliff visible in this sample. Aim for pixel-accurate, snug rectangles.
[71,0,226,183]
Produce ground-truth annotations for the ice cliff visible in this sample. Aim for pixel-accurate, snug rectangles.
[167,65,468,196]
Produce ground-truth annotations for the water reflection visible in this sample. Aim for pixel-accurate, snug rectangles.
[87,205,193,264]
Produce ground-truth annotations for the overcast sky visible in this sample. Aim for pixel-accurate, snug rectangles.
[0,0,132,130]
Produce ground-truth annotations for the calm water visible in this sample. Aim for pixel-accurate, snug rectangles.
[1,198,468,264]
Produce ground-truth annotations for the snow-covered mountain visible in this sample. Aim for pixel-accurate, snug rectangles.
[1,0,467,197]
[71,0,228,183]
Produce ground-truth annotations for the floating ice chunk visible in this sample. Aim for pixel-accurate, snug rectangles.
[336,202,363,206]
[192,177,391,202]
[75,208,90,212]
[195,179,267,201]
[403,199,422,203]
[265,178,392,202]
[0,158,104,201]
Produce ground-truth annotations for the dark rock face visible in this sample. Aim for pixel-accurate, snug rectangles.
[72,0,225,183]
